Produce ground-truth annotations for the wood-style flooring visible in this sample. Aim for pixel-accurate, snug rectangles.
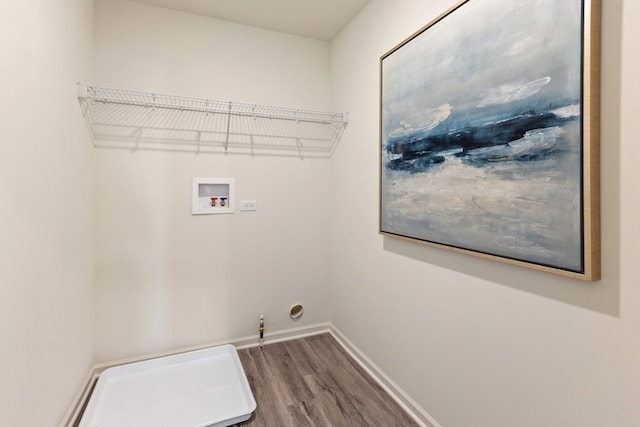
[236,333,419,427]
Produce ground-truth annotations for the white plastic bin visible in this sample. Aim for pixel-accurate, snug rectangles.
[79,344,256,427]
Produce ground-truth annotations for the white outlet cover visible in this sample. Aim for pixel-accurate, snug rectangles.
[240,200,257,211]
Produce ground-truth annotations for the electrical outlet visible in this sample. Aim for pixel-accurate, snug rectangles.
[240,200,257,211]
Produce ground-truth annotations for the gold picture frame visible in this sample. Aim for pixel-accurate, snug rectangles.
[379,0,600,281]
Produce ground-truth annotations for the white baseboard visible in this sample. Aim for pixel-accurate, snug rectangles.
[234,321,331,349]
[329,325,442,427]
[59,369,98,427]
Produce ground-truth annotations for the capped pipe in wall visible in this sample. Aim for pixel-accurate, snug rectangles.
[289,304,303,320]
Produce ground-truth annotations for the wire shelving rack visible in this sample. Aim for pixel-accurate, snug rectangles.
[77,84,348,157]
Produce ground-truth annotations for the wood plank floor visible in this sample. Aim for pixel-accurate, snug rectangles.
[235,333,419,427]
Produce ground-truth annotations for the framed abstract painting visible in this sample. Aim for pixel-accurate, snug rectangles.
[379,0,600,280]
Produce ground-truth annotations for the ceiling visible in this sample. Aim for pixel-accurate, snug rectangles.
[131,0,371,41]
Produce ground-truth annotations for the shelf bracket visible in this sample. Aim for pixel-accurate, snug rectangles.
[224,102,232,152]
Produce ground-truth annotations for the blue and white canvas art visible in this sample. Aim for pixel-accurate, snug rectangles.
[380,0,591,273]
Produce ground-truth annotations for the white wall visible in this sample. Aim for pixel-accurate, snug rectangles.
[330,0,640,426]
[0,0,94,425]
[92,0,332,362]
